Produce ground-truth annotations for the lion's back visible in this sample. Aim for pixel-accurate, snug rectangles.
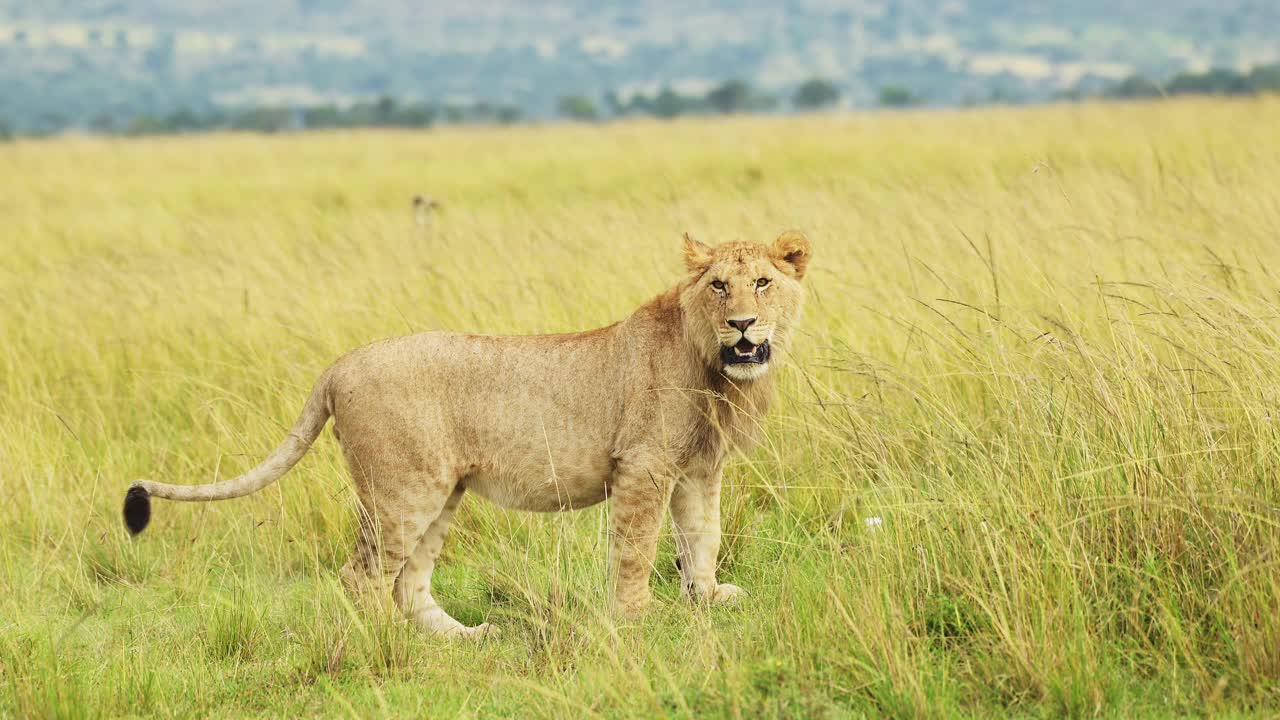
[323,328,629,488]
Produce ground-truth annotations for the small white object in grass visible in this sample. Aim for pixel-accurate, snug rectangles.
[864,516,883,532]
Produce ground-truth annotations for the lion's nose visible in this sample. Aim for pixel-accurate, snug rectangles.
[727,317,757,333]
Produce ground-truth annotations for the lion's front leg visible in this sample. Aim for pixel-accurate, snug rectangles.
[608,453,673,615]
[670,464,743,604]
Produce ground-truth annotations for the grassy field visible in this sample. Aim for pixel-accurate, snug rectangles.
[3,98,1280,718]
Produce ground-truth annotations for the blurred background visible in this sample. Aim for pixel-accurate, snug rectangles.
[2,0,1278,137]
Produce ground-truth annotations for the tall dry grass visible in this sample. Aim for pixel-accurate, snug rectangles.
[2,98,1279,717]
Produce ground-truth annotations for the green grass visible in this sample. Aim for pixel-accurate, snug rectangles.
[3,98,1280,718]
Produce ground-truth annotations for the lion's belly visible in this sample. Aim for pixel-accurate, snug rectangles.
[463,455,613,512]
[454,405,618,511]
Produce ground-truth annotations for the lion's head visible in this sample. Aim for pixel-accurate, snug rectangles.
[678,231,811,382]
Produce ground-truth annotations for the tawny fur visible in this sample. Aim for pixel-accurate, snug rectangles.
[126,231,811,637]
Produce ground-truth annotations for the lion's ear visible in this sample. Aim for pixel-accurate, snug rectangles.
[682,232,714,275]
[769,230,811,280]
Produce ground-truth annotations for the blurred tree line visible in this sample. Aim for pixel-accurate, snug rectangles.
[0,95,524,138]
[0,76,844,138]
[561,77,841,122]
[1103,63,1280,99]
[2,63,1277,141]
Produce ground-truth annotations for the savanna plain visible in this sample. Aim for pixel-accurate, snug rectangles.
[2,99,1279,718]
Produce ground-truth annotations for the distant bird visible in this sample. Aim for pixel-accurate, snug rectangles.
[412,195,441,227]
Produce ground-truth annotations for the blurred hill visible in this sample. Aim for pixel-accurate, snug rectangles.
[1,1,1277,131]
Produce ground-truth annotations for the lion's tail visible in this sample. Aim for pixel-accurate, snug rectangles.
[123,370,333,535]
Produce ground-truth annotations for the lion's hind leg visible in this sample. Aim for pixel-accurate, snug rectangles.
[393,486,495,638]
[337,470,449,616]
[338,503,426,610]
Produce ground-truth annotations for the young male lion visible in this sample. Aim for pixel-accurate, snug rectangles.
[124,231,812,637]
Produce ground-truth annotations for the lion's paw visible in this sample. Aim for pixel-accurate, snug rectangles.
[448,622,499,640]
[711,583,745,604]
[616,595,661,618]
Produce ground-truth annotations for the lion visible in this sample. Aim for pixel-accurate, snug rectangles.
[123,231,812,637]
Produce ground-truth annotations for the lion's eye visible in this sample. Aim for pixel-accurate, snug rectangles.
[756,278,770,288]
[710,280,726,291]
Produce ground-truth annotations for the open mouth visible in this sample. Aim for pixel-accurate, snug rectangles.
[721,338,771,365]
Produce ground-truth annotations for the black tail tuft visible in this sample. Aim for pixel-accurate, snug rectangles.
[123,485,151,535]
